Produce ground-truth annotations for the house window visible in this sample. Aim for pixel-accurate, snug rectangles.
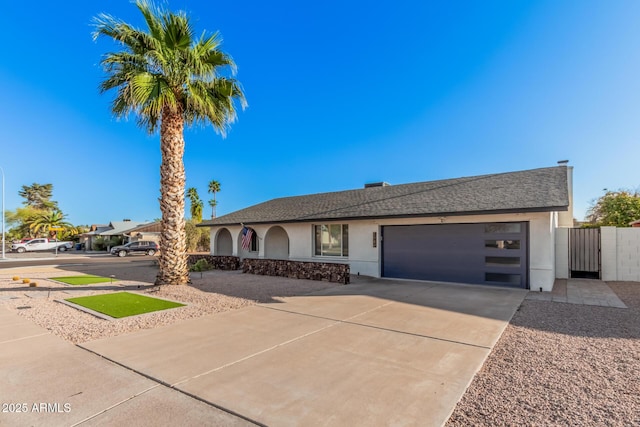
[314,224,349,257]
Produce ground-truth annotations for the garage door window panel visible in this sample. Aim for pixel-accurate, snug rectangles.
[485,256,521,267]
[485,223,521,233]
[485,239,521,250]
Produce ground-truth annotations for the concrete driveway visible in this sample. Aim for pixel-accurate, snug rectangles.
[81,278,526,426]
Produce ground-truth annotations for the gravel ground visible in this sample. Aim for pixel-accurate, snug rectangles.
[447,281,640,426]
[0,265,338,344]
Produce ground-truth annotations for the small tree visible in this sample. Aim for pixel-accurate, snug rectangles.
[185,219,210,252]
[6,206,45,238]
[586,189,640,227]
[184,220,199,252]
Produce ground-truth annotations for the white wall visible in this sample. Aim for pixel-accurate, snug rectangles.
[554,227,570,279]
[617,228,640,281]
[601,226,640,281]
[601,227,617,281]
[207,210,558,290]
[525,212,556,291]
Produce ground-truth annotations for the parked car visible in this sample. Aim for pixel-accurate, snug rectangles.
[11,238,73,253]
[110,241,159,257]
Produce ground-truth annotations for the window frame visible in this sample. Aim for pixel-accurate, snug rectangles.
[313,224,349,257]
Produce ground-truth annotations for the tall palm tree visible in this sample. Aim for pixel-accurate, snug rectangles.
[208,180,221,218]
[29,210,73,237]
[186,187,203,223]
[94,1,246,285]
[208,199,218,219]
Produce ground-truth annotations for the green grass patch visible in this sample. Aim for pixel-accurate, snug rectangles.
[65,292,185,318]
[51,275,116,286]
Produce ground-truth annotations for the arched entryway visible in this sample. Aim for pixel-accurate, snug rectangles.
[215,228,233,255]
[265,226,289,259]
[237,227,259,258]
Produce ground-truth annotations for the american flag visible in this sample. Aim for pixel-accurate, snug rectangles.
[241,227,253,250]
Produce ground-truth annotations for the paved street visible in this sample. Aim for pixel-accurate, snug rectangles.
[0,251,156,270]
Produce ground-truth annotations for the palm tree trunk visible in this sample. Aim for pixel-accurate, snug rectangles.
[156,108,189,285]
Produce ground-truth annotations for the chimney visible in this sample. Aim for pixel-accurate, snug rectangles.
[364,182,391,189]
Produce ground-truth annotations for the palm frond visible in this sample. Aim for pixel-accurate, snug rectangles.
[135,0,165,41]
[95,1,246,136]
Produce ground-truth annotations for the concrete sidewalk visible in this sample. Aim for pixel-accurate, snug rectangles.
[81,280,527,426]
[0,306,251,427]
[525,278,627,308]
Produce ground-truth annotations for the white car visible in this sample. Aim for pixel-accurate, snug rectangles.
[11,238,73,253]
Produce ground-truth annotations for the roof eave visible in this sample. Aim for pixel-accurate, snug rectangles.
[197,205,569,227]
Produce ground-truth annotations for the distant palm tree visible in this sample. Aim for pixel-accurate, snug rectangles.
[208,199,218,219]
[94,1,246,285]
[29,210,72,237]
[208,180,221,218]
[186,187,203,223]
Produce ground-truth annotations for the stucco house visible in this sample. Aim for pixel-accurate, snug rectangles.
[81,220,148,250]
[124,221,161,244]
[199,165,573,291]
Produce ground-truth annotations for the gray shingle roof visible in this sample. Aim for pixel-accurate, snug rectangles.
[199,166,570,226]
[99,221,148,236]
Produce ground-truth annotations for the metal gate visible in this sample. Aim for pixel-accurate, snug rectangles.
[569,228,601,279]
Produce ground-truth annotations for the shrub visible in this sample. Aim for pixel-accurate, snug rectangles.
[189,259,211,278]
[92,236,124,251]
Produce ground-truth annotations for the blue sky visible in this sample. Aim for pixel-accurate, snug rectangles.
[1,1,639,226]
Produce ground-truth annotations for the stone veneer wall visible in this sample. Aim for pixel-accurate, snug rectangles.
[242,258,350,284]
[187,255,240,270]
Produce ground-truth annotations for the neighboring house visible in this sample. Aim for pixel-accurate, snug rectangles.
[81,220,148,249]
[199,165,573,292]
[80,224,110,250]
[630,219,640,228]
[124,221,161,244]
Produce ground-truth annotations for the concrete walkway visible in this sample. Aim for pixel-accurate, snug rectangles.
[79,279,526,427]
[0,306,252,427]
[525,278,627,308]
[6,275,627,426]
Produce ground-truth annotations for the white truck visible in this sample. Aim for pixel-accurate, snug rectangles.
[11,238,73,253]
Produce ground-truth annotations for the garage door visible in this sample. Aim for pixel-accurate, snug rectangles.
[381,222,528,288]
